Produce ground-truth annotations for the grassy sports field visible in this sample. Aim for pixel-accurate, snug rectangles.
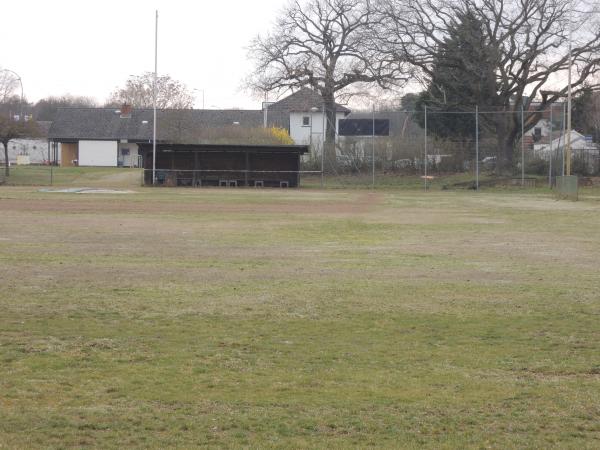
[1,182,600,448]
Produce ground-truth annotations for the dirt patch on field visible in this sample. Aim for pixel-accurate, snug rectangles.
[0,191,383,216]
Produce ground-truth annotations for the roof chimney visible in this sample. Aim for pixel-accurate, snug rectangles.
[120,104,132,118]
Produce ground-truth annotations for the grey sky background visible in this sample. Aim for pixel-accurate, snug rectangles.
[0,0,290,109]
[1,0,577,111]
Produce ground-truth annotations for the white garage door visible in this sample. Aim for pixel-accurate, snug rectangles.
[79,140,118,167]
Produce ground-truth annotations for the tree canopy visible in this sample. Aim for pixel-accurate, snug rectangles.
[414,10,498,139]
[107,73,195,109]
[33,95,98,122]
[378,0,600,171]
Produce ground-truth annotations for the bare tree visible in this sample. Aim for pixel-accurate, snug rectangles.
[107,73,195,109]
[0,70,19,104]
[378,0,600,172]
[247,0,408,166]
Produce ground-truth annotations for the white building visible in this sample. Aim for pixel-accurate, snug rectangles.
[534,130,599,173]
[2,121,53,165]
[266,88,350,157]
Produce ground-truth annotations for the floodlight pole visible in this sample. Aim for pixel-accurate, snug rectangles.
[152,10,158,185]
[566,6,573,176]
[263,91,269,128]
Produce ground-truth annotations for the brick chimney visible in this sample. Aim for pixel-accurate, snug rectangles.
[120,104,132,118]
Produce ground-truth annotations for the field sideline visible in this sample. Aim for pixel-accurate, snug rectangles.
[1,186,600,448]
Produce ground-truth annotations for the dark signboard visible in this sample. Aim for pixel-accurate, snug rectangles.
[339,119,390,136]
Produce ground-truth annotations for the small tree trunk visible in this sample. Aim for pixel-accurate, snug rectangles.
[494,117,517,176]
[323,93,337,173]
[2,142,9,177]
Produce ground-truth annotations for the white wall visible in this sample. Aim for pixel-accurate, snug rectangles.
[289,111,346,153]
[118,142,140,167]
[3,138,49,164]
[79,140,118,166]
[533,131,598,160]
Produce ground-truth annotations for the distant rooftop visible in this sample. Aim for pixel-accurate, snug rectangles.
[49,108,289,145]
[269,88,351,114]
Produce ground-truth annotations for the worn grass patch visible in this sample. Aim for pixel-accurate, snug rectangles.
[1,187,599,448]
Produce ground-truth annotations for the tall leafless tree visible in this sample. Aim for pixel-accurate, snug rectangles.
[0,70,20,105]
[378,0,600,172]
[107,72,195,109]
[247,0,408,166]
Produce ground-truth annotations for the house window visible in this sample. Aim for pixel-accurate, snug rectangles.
[302,116,311,127]
[534,127,542,142]
[121,148,130,156]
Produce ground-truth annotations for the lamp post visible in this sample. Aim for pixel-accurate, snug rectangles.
[0,69,24,120]
[193,88,205,109]
[152,10,158,185]
[566,5,573,176]
[309,106,321,186]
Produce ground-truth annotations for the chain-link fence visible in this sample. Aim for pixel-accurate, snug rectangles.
[0,165,56,186]
[2,103,599,194]
[300,103,600,191]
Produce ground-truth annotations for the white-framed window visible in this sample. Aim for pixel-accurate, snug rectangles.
[302,116,311,127]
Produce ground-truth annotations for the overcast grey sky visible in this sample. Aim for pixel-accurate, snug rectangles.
[0,0,289,109]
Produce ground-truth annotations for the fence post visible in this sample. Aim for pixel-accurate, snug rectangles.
[521,104,525,187]
[562,102,566,176]
[549,105,553,188]
[475,105,479,191]
[321,104,325,188]
[424,104,428,191]
[372,104,375,188]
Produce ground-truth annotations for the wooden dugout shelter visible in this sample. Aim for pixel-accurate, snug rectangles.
[140,143,308,187]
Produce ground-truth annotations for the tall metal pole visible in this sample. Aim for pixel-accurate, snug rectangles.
[372,104,375,188]
[475,105,479,191]
[566,7,573,176]
[263,91,268,128]
[424,104,428,191]
[152,10,158,185]
[17,78,23,121]
[549,105,553,188]
[521,104,525,186]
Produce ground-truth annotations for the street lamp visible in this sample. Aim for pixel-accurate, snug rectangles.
[193,89,205,109]
[309,106,323,187]
[0,69,24,121]
[310,106,319,149]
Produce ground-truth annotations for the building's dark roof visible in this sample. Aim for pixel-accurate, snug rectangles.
[138,142,309,154]
[49,108,289,144]
[270,88,351,114]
